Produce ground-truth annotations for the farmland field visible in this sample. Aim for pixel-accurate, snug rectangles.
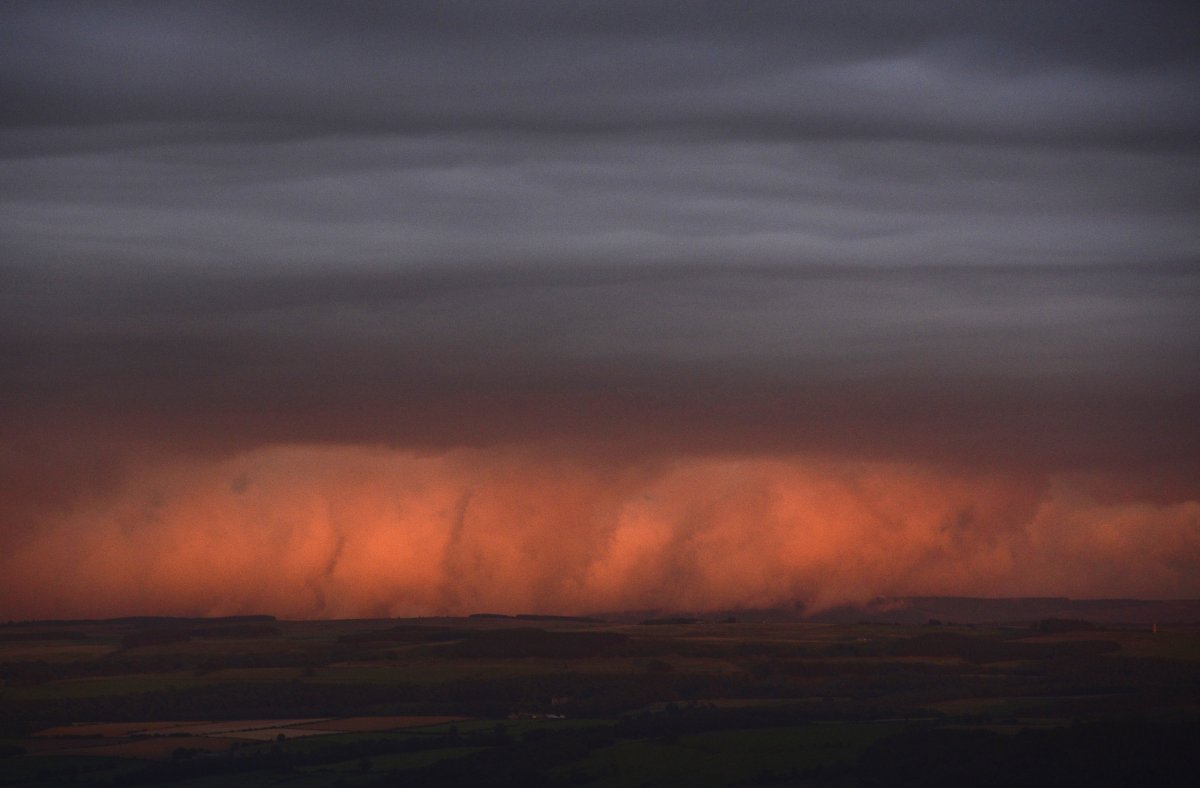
[2,612,1199,785]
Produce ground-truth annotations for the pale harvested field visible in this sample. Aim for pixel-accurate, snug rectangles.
[293,715,470,732]
[33,715,472,744]
[224,727,343,740]
[152,718,330,736]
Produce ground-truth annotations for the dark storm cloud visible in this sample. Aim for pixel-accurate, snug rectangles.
[0,1,1197,477]
[4,260,1198,484]
[2,1,1196,147]
[1,0,1197,267]
[2,3,1200,619]
[2,135,1196,271]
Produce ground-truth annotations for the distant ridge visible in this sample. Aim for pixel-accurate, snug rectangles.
[593,598,1200,627]
[4,601,1199,627]
[804,597,1200,626]
[0,615,276,627]
[467,613,603,623]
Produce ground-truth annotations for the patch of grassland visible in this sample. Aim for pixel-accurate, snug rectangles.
[1,671,210,700]
[926,695,1066,718]
[552,722,902,786]
[142,769,300,788]
[308,745,486,774]
[0,643,118,663]
[1112,630,1200,660]
[312,657,619,684]
[201,667,304,682]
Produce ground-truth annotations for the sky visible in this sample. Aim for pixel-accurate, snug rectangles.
[1,1,1198,620]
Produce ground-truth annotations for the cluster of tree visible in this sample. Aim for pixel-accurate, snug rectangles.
[340,625,630,659]
[468,614,602,623]
[120,623,282,649]
[890,632,1118,663]
[338,624,474,645]
[433,629,629,659]
[1,643,345,690]
[1031,617,1099,633]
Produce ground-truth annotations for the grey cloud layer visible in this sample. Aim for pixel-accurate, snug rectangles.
[5,262,1197,478]
[0,1,1197,475]
[2,135,1196,270]
[3,2,1196,144]
[2,1,1197,271]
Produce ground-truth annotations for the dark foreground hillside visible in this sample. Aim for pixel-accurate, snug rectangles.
[2,614,1198,786]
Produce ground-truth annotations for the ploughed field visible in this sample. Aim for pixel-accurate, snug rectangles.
[1,614,1198,786]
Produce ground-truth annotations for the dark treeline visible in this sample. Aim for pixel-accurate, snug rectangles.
[339,626,628,659]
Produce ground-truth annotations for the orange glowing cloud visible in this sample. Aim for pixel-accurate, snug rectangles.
[2,444,1196,620]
